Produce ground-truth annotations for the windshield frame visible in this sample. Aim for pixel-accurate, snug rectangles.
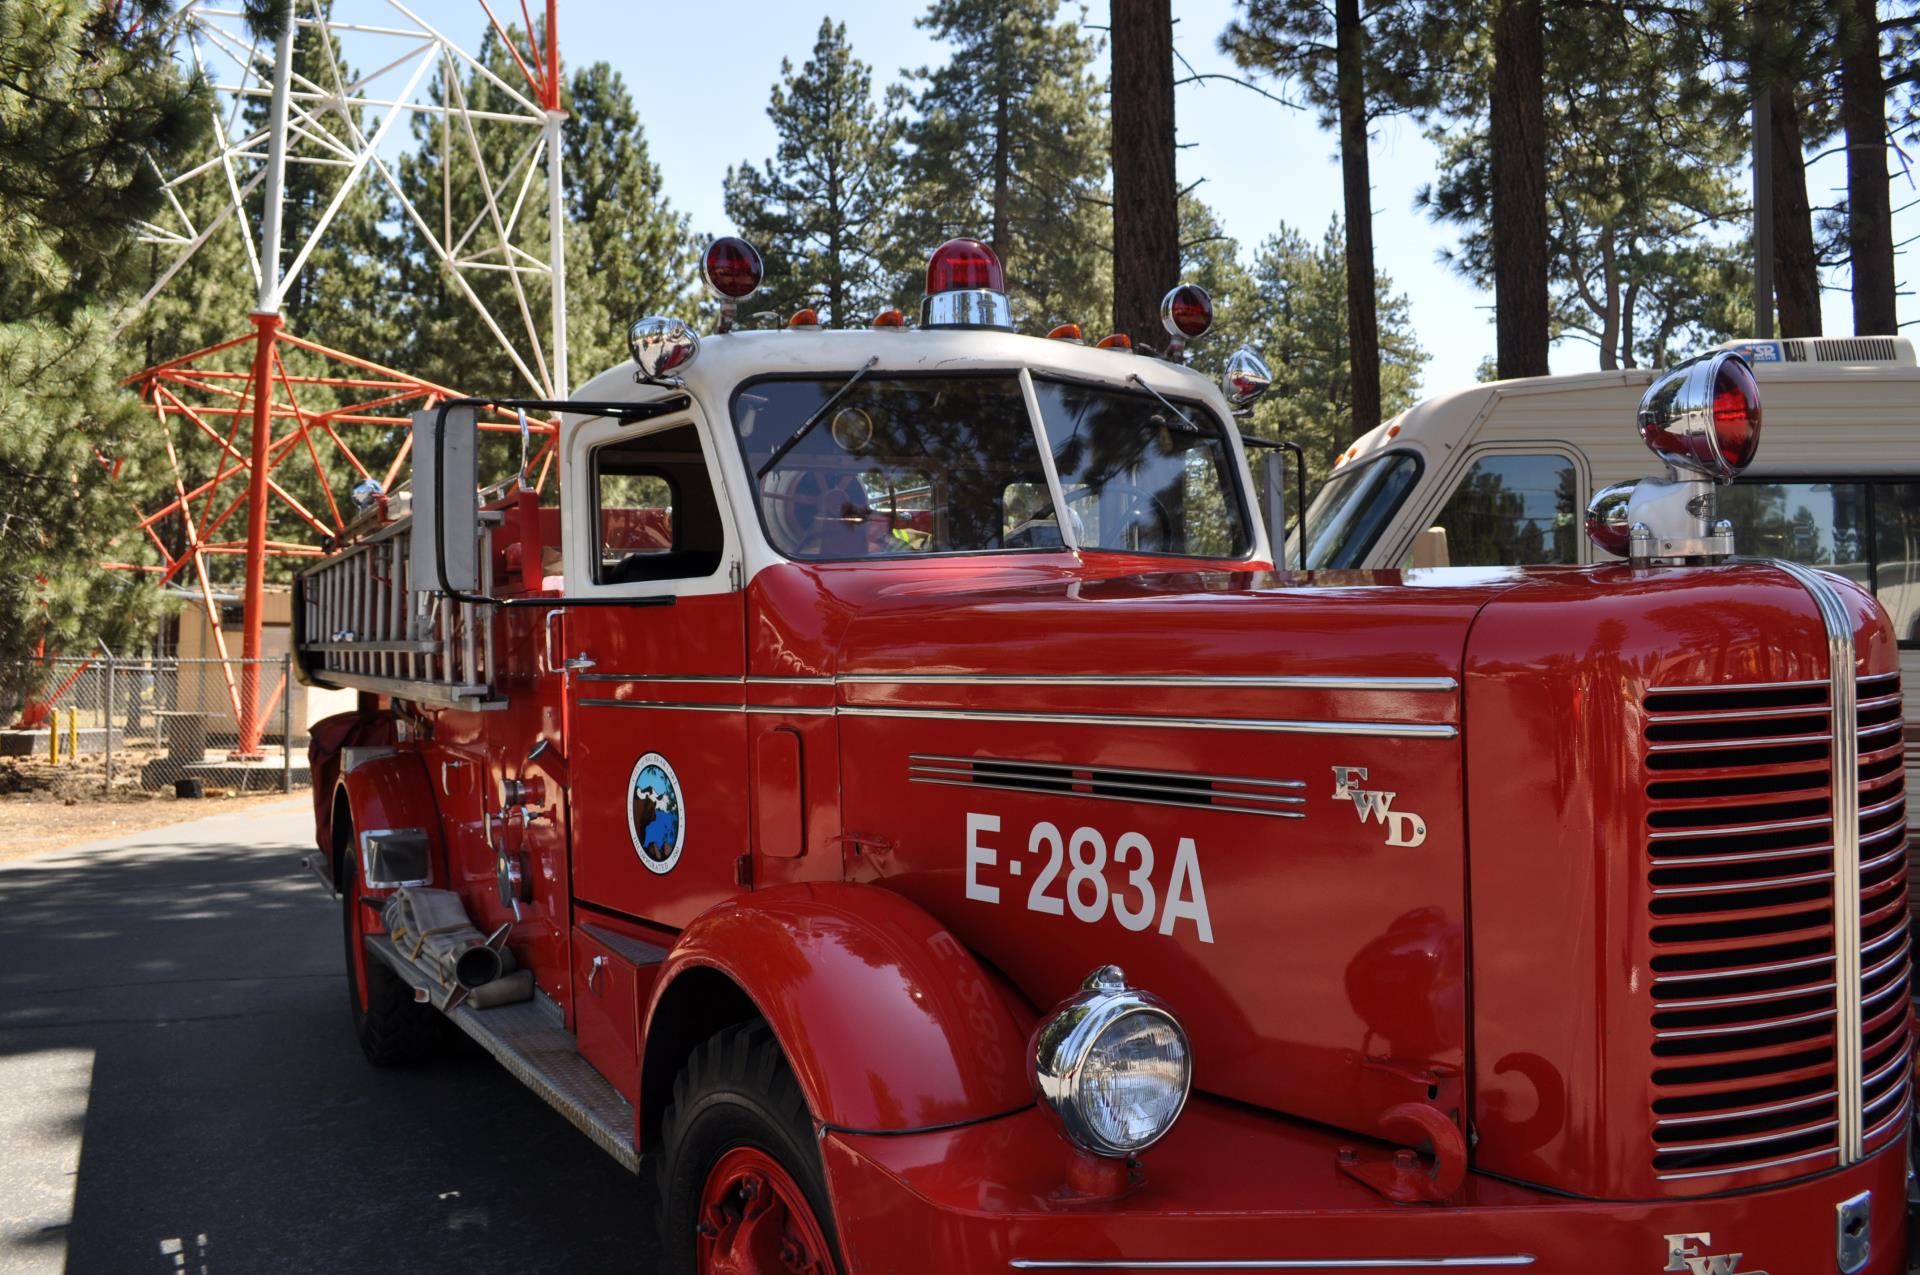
[726,366,1257,566]
[726,367,1072,565]
[1026,370,1258,563]
[1290,448,1426,570]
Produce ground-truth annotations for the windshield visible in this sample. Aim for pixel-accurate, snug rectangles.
[730,375,1054,559]
[1030,377,1252,558]
[1290,451,1422,569]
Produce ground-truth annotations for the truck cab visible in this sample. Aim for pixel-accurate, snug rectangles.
[296,239,1911,1274]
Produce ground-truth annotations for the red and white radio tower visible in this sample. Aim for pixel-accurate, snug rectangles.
[121,0,569,758]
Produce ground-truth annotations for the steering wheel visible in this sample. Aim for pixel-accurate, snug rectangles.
[1056,479,1178,552]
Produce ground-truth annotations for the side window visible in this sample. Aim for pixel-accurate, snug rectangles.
[1873,483,1920,644]
[592,423,725,585]
[1718,482,1868,583]
[1429,452,1579,565]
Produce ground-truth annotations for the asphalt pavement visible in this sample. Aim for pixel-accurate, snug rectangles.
[0,800,653,1274]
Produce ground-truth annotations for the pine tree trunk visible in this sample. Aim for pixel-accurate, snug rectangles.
[1110,0,1179,348]
[1490,0,1550,378]
[1335,0,1381,439]
[1769,90,1822,338]
[1842,0,1897,334]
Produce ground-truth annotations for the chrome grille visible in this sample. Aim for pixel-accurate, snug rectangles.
[1642,672,1910,1184]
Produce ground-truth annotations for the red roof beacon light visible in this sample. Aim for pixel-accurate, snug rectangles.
[923,237,1014,330]
[703,236,764,334]
[1160,283,1213,360]
[1636,350,1761,481]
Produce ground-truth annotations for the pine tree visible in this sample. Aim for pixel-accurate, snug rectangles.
[722,20,902,327]
[896,0,1112,330]
[564,61,696,374]
[0,0,208,692]
[1221,0,1455,434]
[1422,3,1752,370]
[1839,0,1898,334]
[1239,219,1427,483]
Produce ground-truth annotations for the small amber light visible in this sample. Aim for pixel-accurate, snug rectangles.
[872,309,905,328]
[1387,425,1401,439]
[1347,446,1359,459]
[788,308,820,329]
[1048,323,1084,343]
[1096,333,1132,350]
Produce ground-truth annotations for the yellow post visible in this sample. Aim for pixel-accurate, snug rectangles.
[48,717,58,765]
[65,708,78,764]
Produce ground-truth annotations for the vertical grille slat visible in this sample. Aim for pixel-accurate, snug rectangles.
[1641,671,1908,1184]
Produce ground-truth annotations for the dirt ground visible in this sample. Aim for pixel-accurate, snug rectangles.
[0,756,309,863]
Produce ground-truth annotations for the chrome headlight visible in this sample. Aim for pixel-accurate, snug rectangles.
[1030,965,1191,1157]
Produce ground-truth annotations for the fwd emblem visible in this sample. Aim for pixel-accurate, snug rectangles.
[1663,1233,1769,1275]
[1330,767,1427,848]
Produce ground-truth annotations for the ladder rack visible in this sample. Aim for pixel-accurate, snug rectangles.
[296,514,505,709]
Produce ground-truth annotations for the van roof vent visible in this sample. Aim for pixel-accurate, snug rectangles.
[1714,336,1916,369]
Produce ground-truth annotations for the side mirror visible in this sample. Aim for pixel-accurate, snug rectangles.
[1223,346,1272,412]
[411,405,479,594]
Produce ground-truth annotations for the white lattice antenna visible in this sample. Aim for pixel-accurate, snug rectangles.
[133,0,570,397]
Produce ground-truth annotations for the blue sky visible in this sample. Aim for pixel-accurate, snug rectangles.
[340,1,1917,394]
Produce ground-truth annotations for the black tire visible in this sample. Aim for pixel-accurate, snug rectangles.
[657,1022,843,1275]
[340,815,440,1067]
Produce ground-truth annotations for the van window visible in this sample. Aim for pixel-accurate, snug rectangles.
[1720,479,1920,645]
[1428,453,1579,565]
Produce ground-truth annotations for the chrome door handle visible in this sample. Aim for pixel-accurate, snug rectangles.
[563,654,595,671]
[543,609,564,673]
[587,954,608,994]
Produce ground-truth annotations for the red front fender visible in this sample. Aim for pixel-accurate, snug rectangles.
[335,748,447,890]
[640,883,1035,1139]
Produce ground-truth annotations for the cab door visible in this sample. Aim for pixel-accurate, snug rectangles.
[561,406,750,929]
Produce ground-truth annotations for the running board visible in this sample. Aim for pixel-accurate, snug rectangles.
[364,934,640,1173]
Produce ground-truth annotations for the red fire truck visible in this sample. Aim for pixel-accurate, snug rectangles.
[296,236,1912,1273]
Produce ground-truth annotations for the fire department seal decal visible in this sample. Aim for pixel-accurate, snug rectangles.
[626,753,685,874]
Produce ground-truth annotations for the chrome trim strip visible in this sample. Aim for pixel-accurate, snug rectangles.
[910,753,1308,792]
[1862,1091,1912,1144]
[909,764,1307,805]
[1649,677,1829,693]
[843,673,1460,693]
[1772,559,1863,1163]
[578,698,834,716]
[1655,1143,1838,1181]
[1652,953,1833,984]
[1648,812,1832,840]
[842,705,1457,739]
[1008,1260,1535,1271]
[1650,868,1833,896]
[1656,1116,1838,1153]
[574,699,1446,738]
[1654,1086,1837,1126]
[1648,705,1833,724]
[1650,842,1835,867]
[1647,732,1832,752]
[1655,979,1838,1010]
[1653,1006,1834,1039]
[908,775,1307,820]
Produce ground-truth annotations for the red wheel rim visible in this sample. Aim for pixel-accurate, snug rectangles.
[696,1145,833,1275]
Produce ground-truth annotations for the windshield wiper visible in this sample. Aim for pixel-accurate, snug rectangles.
[1126,373,1207,436]
[757,355,881,478]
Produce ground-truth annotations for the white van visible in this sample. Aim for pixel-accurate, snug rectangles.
[1289,330,1920,770]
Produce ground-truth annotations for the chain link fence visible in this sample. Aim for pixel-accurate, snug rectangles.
[1,656,308,796]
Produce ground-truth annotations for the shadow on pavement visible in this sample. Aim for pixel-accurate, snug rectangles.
[0,806,651,1274]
